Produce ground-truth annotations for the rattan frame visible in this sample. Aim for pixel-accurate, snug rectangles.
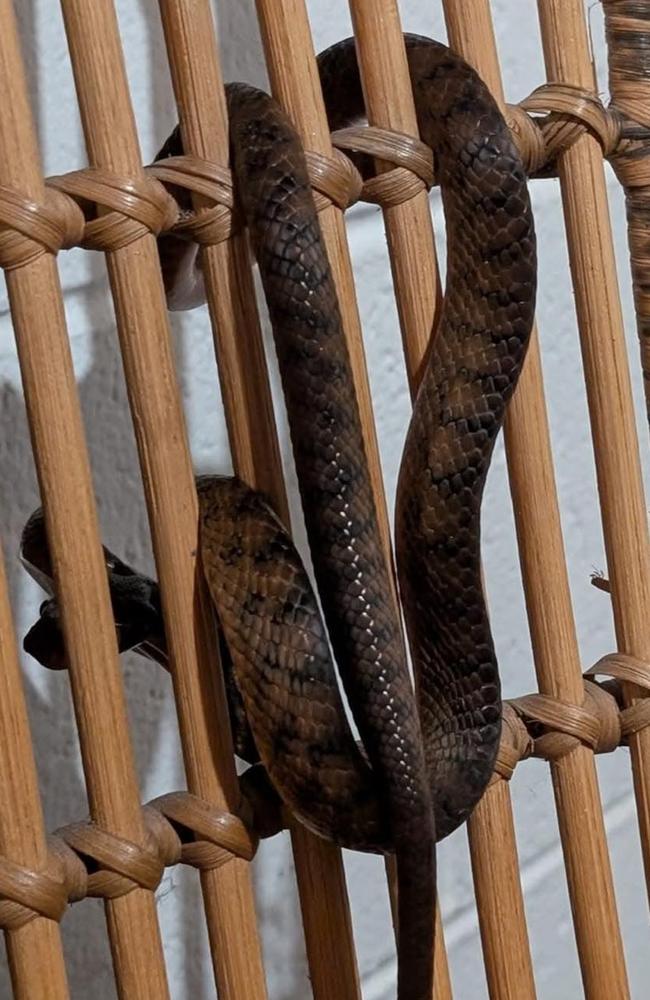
[0,1,648,998]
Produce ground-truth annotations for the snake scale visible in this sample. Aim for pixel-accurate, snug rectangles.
[21,35,536,1000]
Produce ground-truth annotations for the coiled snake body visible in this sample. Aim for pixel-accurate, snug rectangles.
[21,35,536,1000]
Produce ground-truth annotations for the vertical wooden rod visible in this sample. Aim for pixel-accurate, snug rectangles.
[538,0,650,896]
[156,2,361,997]
[0,543,69,1000]
[156,0,284,507]
[467,780,536,1000]
[59,2,266,996]
[290,828,363,1000]
[444,2,629,997]
[347,0,441,389]
[0,2,169,996]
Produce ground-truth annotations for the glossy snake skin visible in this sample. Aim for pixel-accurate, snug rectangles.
[21,36,536,1000]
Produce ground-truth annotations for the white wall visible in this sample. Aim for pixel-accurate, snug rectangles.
[1,1,648,997]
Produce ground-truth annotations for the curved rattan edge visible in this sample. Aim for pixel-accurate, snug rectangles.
[0,785,276,931]
[0,87,643,266]
[2,62,648,927]
[489,650,650,786]
[2,646,647,926]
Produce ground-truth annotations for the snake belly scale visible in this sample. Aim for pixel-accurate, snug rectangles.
[21,34,536,1000]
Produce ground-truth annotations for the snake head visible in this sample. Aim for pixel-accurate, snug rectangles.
[23,598,68,670]
[20,506,167,670]
[22,577,166,672]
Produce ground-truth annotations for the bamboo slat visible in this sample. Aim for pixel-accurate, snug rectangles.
[290,828,362,1000]
[0,1,169,996]
[0,542,69,1000]
[443,2,630,998]
[156,1,283,502]
[537,0,650,898]
[58,2,267,997]
[467,781,535,1000]
[347,0,441,388]
[155,3,362,998]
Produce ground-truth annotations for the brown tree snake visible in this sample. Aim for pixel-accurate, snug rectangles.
[21,34,536,1000]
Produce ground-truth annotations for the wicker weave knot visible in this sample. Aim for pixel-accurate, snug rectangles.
[54,818,164,901]
[305,148,364,211]
[586,652,650,741]
[510,84,623,176]
[0,851,69,930]
[0,184,85,270]
[147,155,237,245]
[47,167,178,252]
[505,105,549,176]
[509,679,621,762]
[0,791,264,921]
[148,146,362,250]
[147,790,259,871]
[332,125,434,207]
[490,701,534,785]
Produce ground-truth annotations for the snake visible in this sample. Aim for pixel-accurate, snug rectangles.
[20,35,536,1000]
